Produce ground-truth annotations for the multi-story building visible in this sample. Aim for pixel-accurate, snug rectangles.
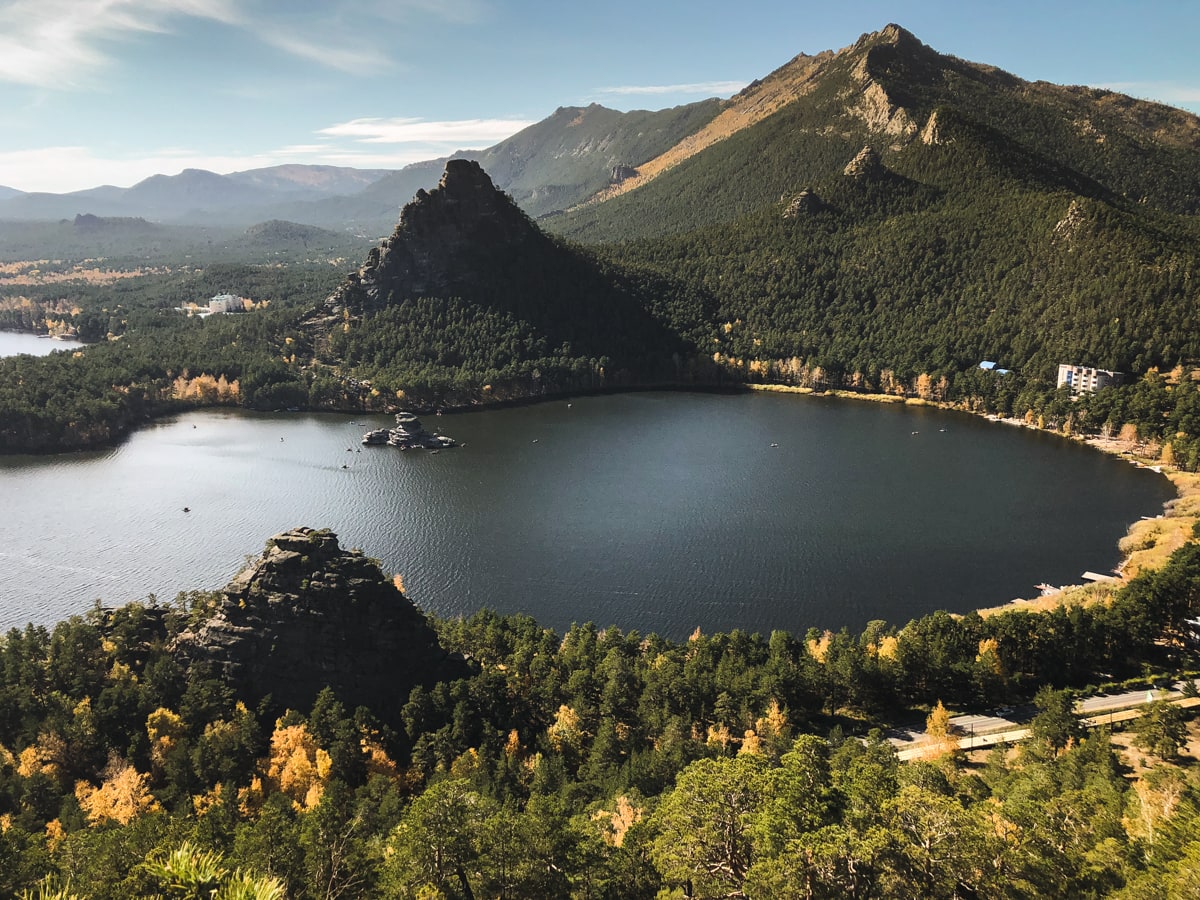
[1056,364,1123,393]
[208,293,246,314]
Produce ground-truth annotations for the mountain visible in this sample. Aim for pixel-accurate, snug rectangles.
[0,186,24,202]
[306,159,708,408]
[0,102,722,232]
[462,100,723,217]
[225,163,392,196]
[554,24,1200,241]
[0,165,398,226]
[292,100,723,232]
[308,25,1200,411]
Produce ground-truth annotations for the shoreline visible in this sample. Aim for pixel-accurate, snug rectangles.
[8,369,1192,627]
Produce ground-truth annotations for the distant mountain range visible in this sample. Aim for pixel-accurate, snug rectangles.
[0,101,723,234]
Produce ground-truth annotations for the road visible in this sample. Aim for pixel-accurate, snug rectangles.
[890,678,1200,761]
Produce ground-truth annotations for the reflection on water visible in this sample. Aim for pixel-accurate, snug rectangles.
[0,392,1175,639]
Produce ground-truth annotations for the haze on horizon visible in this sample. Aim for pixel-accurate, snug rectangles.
[1,0,1197,194]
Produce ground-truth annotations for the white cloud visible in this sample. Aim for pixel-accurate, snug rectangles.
[0,0,242,87]
[594,80,748,98]
[363,0,487,26]
[318,117,535,145]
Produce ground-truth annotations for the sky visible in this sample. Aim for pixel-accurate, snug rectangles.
[1,0,1198,194]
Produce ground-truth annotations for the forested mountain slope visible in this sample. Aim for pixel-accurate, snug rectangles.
[556,24,1200,242]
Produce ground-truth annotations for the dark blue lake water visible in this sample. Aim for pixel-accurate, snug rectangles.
[0,388,1174,638]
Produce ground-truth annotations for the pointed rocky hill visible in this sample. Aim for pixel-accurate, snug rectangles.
[173,527,467,725]
[308,159,703,406]
[331,159,551,310]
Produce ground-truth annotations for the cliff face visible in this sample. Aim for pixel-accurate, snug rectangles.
[173,527,466,724]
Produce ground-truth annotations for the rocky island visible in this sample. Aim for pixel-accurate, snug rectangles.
[362,410,457,450]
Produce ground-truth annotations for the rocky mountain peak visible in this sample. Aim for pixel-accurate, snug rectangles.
[173,527,466,725]
[328,160,543,312]
[843,145,885,178]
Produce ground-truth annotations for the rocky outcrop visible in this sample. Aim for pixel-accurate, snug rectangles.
[782,189,823,219]
[173,528,467,724]
[610,164,638,183]
[362,411,456,449]
[847,80,917,139]
[327,159,545,314]
[1052,198,1089,244]
[843,145,885,178]
[920,109,947,145]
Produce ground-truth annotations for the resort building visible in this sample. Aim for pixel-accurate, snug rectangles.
[208,293,246,314]
[1056,363,1123,393]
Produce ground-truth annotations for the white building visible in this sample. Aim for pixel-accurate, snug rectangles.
[1056,364,1122,393]
[208,293,246,314]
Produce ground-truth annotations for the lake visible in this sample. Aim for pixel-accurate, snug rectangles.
[0,391,1175,639]
[0,331,85,357]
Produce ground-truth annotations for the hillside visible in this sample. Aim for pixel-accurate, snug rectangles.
[290,15,1200,454]
[555,24,1200,241]
[0,524,1197,897]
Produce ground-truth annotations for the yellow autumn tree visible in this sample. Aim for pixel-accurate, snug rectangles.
[706,723,734,753]
[362,733,400,779]
[45,817,66,851]
[594,795,644,847]
[754,698,792,753]
[75,761,160,825]
[738,730,764,756]
[146,707,186,773]
[17,732,68,783]
[264,721,331,811]
[924,700,961,760]
[547,705,583,753]
[976,638,1005,677]
[807,631,832,664]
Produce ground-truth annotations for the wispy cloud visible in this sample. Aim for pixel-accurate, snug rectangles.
[0,0,241,87]
[363,0,487,26]
[318,117,535,145]
[260,31,395,76]
[0,0,484,87]
[594,80,748,98]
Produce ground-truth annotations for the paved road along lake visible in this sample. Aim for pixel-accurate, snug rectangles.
[0,370,1175,638]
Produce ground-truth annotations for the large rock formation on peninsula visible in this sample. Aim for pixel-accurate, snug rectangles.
[308,158,696,389]
[173,527,466,725]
